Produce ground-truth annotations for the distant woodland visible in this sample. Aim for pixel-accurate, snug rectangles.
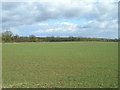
[1,31,119,43]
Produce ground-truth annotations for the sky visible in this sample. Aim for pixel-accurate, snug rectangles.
[1,0,118,39]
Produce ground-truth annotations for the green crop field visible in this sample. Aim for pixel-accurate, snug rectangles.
[2,42,118,88]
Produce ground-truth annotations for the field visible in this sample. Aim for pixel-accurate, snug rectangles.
[2,42,118,88]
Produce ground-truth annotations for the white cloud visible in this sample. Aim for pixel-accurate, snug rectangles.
[2,0,118,28]
[37,24,48,26]
[33,19,118,38]
[35,22,77,33]
[1,0,118,38]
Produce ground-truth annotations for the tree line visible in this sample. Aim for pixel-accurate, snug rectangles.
[1,31,119,43]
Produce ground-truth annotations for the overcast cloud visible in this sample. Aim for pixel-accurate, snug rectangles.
[1,0,118,38]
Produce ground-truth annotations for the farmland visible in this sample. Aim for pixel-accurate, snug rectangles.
[2,42,118,88]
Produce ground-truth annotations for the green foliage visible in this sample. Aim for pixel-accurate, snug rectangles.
[2,42,118,88]
[1,31,118,43]
[2,31,13,42]
[29,35,37,42]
